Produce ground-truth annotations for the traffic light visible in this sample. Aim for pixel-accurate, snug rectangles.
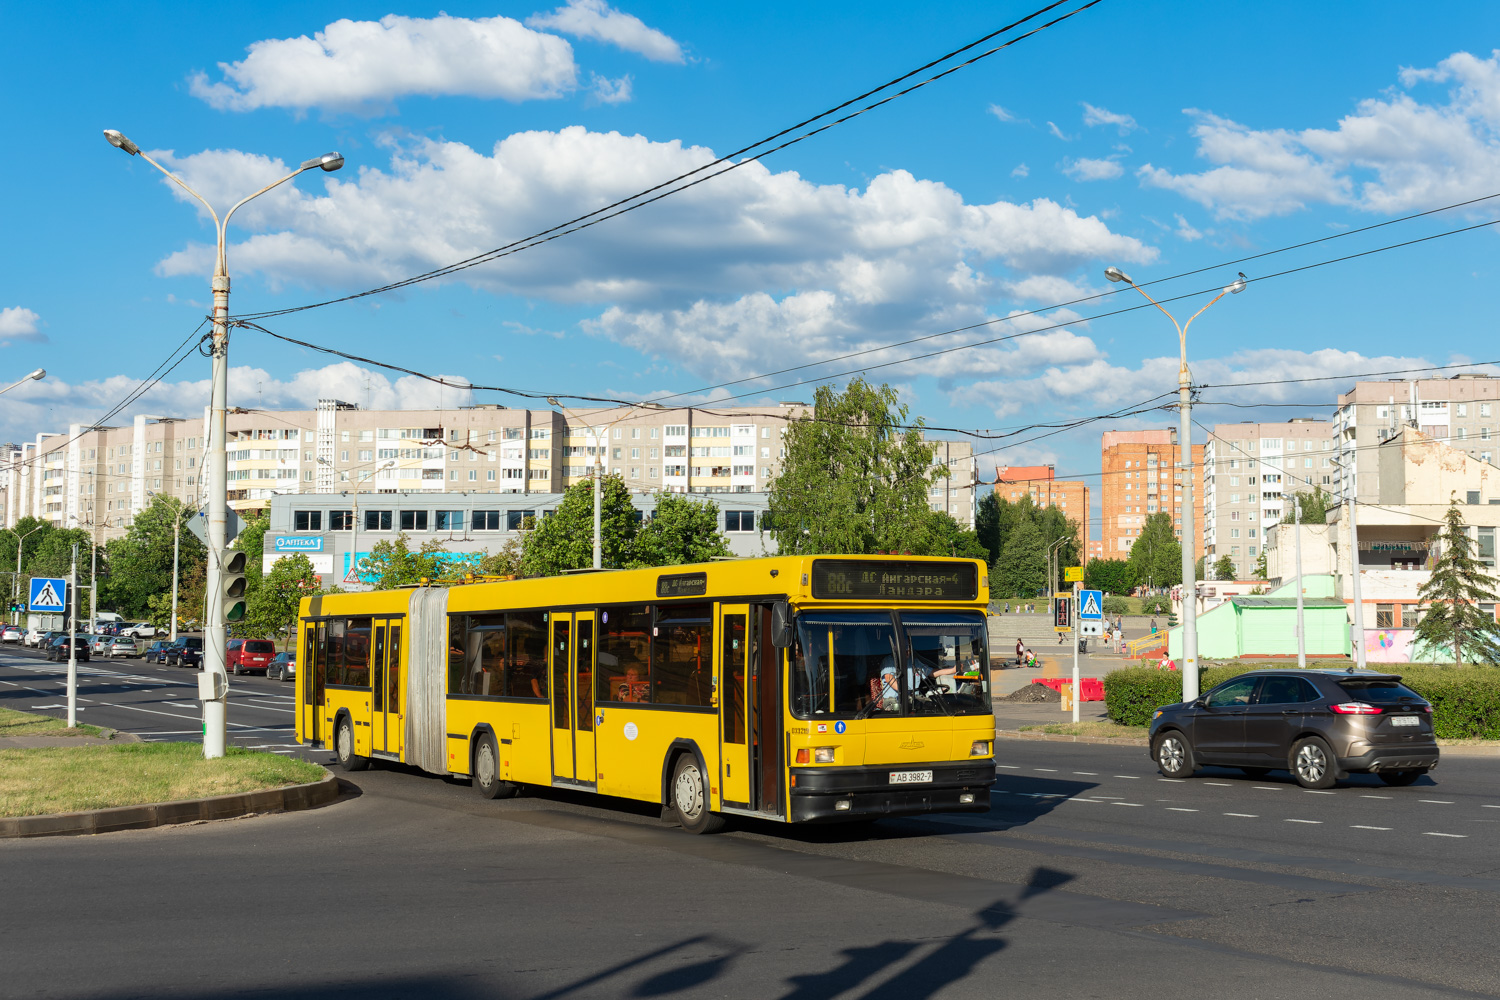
[222,549,248,623]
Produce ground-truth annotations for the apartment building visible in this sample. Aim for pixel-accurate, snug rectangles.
[1099,429,1204,561]
[3,400,975,541]
[990,464,1091,563]
[1334,373,1500,502]
[1201,418,1334,579]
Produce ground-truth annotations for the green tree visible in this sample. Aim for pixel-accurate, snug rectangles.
[475,537,525,578]
[521,475,639,576]
[1128,512,1182,590]
[240,553,320,644]
[1084,558,1135,594]
[769,378,942,555]
[1283,486,1333,525]
[916,512,988,560]
[1253,549,1268,580]
[975,491,1003,564]
[361,533,466,590]
[101,496,206,618]
[1213,554,1236,580]
[631,493,732,567]
[1413,500,1500,665]
[994,518,1045,598]
[233,510,271,599]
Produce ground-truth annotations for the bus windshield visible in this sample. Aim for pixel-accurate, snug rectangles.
[792,610,990,719]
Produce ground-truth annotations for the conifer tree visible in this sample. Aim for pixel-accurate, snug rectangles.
[1413,500,1500,665]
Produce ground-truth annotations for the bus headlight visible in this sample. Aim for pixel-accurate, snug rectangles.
[814,747,836,763]
[970,740,991,757]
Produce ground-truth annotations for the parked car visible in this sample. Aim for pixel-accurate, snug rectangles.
[1,626,22,643]
[45,636,90,662]
[226,638,276,675]
[121,622,157,639]
[180,643,203,669]
[36,630,64,651]
[267,651,296,682]
[1149,668,1440,789]
[166,636,204,667]
[89,634,113,655]
[107,636,142,658]
[144,640,171,663]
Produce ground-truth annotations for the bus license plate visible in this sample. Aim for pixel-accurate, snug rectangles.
[889,770,933,784]
[1391,715,1420,727]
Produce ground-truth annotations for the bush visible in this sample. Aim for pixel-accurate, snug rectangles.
[1140,597,1171,615]
[1104,661,1500,739]
[1102,595,1131,616]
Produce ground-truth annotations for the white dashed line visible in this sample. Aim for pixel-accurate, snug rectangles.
[1073,771,1097,775]
[1361,795,1392,800]
[1424,832,1468,838]
[1224,812,1258,818]
[1093,795,1125,800]
[1034,768,1058,772]
[1111,802,1143,807]
[1420,800,1454,805]
[1303,790,1336,795]
[1166,807,1199,813]
[1285,819,1322,824]
[1158,778,1185,783]
[1252,786,1281,791]
[1483,805,1500,810]
[1114,775,1139,780]
[1204,782,1232,787]
[996,765,1019,770]
[1351,825,1392,831]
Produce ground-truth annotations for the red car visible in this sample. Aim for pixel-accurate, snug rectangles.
[226,638,277,675]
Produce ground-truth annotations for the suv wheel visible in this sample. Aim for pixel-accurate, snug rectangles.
[1154,731,1195,779]
[1291,737,1337,789]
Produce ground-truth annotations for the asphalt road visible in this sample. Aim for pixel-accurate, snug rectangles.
[6,646,1500,998]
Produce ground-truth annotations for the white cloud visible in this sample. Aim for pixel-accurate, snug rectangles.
[988,103,1022,124]
[591,72,633,104]
[1173,213,1204,241]
[527,0,685,63]
[1047,121,1073,141]
[0,307,45,343]
[189,13,578,112]
[1082,102,1139,135]
[151,127,1156,382]
[1063,157,1124,182]
[1010,163,1029,178]
[1141,50,1500,219]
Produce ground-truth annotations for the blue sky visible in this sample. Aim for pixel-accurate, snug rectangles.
[4,1,1500,501]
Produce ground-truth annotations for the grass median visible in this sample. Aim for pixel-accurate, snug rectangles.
[0,705,108,739]
[0,741,326,818]
[1018,720,1149,740]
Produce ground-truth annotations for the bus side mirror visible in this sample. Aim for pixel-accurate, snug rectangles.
[771,602,793,648]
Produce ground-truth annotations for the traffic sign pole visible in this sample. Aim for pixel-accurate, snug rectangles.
[67,544,78,729]
[1072,581,1081,724]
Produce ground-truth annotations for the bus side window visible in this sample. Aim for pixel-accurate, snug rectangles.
[723,614,746,744]
[653,604,713,707]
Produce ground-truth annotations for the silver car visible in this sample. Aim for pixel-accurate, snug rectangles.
[107,636,142,658]
[90,634,112,655]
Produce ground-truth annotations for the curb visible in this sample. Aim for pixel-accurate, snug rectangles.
[995,728,1500,757]
[0,771,341,839]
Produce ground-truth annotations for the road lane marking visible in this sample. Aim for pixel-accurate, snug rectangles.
[1093,795,1125,800]
[1204,781,1232,786]
[1361,795,1392,800]
[1252,786,1281,791]
[996,765,1019,769]
[1111,802,1143,807]
[1033,768,1058,772]
[1483,805,1500,810]
[1285,819,1322,824]
[1420,800,1454,805]
[1424,832,1467,838]
[1351,825,1392,831]
[1303,790,1336,795]
[1114,775,1139,779]
[1224,813,1258,818]
[1166,807,1198,812]
[1072,771,1097,775]
[1158,778,1185,783]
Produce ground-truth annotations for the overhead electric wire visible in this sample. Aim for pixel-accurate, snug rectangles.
[231,0,1102,323]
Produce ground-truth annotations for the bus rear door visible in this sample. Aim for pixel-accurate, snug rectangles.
[550,614,575,781]
[719,605,750,806]
[302,621,324,746]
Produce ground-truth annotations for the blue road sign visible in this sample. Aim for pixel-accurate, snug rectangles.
[1079,589,1104,619]
[29,577,67,612]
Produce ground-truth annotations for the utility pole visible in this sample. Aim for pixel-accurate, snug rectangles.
[1071,579,1081,724]
[170,508,182,643]
[1293,495,1306,668]
[1337,455,1368,669]
[67,543,78,728]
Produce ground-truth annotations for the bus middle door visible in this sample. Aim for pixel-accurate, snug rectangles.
[719,605,750,806]
[550,614,575,782]
[573,612,596,787]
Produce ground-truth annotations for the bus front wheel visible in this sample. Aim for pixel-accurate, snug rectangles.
[472,734,518,800]
[335,716,368,772]
[671,755,724,835]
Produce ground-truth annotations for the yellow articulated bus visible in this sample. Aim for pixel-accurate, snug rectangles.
[295,554,995,832]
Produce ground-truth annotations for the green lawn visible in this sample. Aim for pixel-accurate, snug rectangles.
[0,741,326,818]
[0,706,107,739]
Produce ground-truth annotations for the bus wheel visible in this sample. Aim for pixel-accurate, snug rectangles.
[671,755,724,834]
[472,734,517,800]
[335,716,368,772]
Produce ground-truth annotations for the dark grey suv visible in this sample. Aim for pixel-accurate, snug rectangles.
[1149,669,1439,789]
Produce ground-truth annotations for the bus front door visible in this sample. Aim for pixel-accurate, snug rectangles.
[550,614,575,782]
[751,604,784,816]
[303,622,323,746]
[719,605,751,806]
[573,613,596,787]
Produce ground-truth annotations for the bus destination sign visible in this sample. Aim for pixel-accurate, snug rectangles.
[657,571,709,598]
[810,560,978,602]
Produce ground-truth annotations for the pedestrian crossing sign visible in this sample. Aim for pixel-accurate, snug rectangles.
[1079,589,1103,619]
[29,577,67,612]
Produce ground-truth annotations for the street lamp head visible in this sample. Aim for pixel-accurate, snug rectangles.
[301,152,345,172]
[25,369,43,382]
[546,397,561,407]
[103,129,140,156]
[1104,266,1132,284]
[1226,272,1248,295]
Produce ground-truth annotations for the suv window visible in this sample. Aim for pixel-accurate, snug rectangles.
[1338,680,1423,703]
[183,637,203,649]
[1205,677,1257,707]
[1255,676,1319,704]
[244,640,275,654]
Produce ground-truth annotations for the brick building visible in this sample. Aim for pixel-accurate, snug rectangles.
[1100,429,1204,561]
[989,464,1091,564]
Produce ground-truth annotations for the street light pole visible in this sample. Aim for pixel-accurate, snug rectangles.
[546,399,654,570]
[1105,267,1246,703]
[105,130,342,758]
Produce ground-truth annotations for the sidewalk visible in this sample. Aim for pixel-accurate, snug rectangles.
[990,653,1132,697]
